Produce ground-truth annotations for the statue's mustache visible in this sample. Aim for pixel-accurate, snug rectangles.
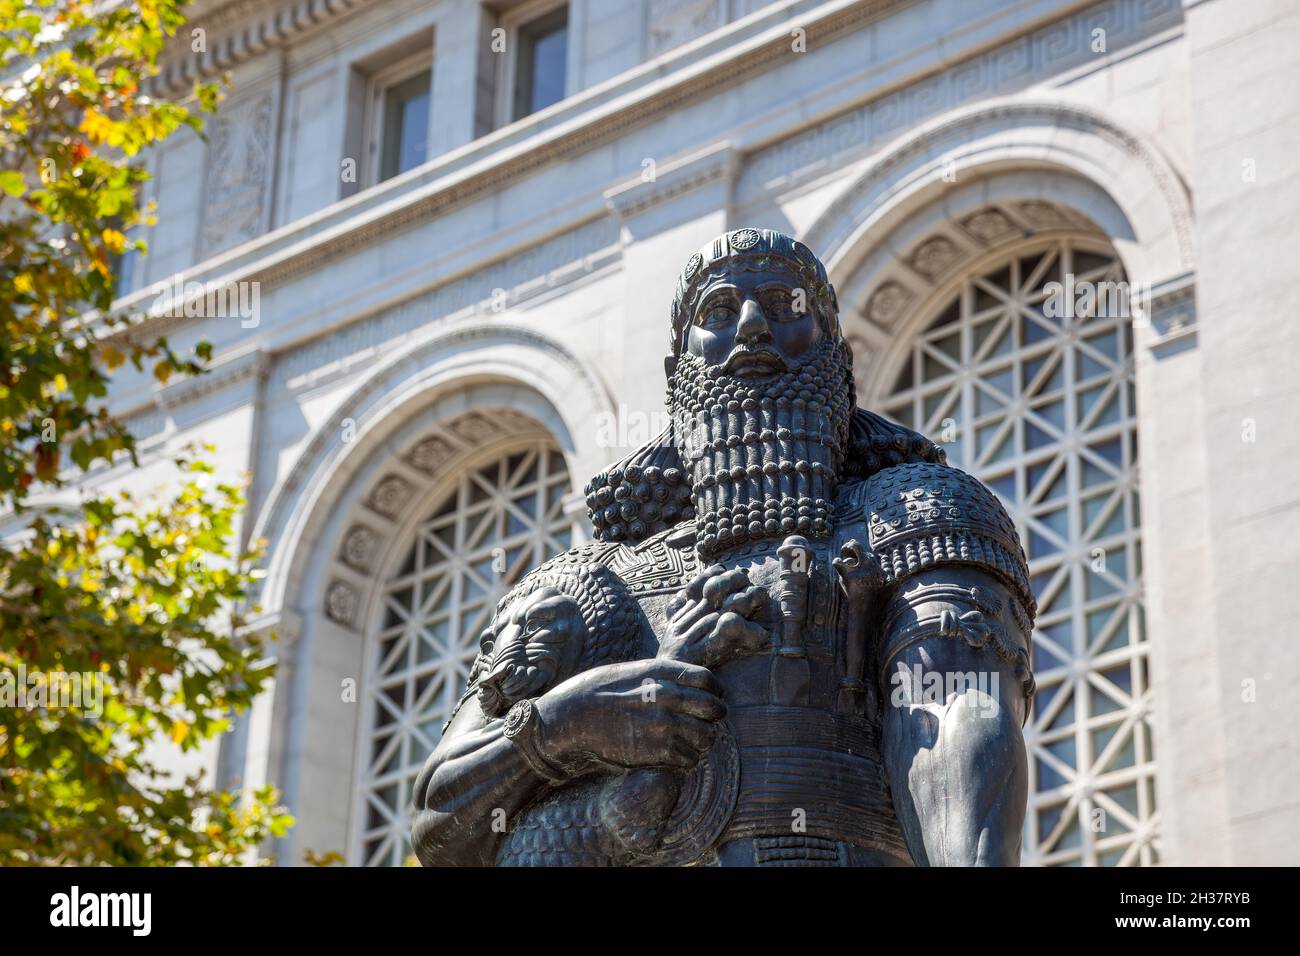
[722,345,789,375]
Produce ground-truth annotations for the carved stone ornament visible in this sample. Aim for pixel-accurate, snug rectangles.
[366,475,413,520]
[961,208,1017,243]
[411,229,1037,868]
[340,525,379,572]
[200,91,274,258]
[324,580,358,626]
[907,235,961,279]
[405,436,456,475]
[866,281,911,325]
[647,0,724,57]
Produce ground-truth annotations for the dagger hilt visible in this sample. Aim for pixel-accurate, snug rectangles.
[775,535,812,656]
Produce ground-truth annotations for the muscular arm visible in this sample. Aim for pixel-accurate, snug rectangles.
[879,566,1033,866]
[411,655,730,866]
[410,698,550,867]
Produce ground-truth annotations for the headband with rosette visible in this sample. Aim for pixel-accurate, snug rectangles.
[668,227,842,361]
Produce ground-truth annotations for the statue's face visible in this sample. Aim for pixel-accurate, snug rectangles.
[685,263,824,378]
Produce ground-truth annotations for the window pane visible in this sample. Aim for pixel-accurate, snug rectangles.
[381,69,431,181]
[514,7,568,120]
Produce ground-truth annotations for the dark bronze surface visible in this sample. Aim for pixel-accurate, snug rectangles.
[412,229,1036,866]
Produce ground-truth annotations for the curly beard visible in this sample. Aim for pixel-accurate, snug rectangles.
[667,336,854,559]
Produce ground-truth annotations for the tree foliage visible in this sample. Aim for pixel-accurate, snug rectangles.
[0,0,290,864]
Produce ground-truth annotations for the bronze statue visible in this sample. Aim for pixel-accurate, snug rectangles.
[412,228,1036,866]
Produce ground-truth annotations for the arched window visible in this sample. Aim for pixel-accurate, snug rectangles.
[353,439,576,866]
[880,239,1157,866]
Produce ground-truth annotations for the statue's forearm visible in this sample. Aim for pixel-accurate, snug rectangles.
[411,719,548,866]
[877,568,1033,866]
[882,648,1028,865]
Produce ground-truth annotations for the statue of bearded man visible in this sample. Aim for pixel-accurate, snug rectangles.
[412,228,1037,867]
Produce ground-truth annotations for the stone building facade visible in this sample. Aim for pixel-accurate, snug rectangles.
[94,0,1299,865]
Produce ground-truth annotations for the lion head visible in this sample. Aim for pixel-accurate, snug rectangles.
[476,586,587,718]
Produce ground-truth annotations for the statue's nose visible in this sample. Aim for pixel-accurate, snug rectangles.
[735,298,773,345]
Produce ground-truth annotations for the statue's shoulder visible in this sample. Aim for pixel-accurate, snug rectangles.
[834,460,1035,621]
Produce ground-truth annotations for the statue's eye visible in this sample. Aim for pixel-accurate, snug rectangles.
[698,300,736,328]
[763,290,797,319]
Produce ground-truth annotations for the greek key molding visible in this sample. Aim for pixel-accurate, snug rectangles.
[737,0,1183,203]
[604,141,738,223]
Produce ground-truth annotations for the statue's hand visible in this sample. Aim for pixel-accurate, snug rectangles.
[659,565,769,667]
[533,659,726,773]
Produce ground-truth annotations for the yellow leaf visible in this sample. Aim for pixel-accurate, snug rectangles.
[100,344,125,370]
[171,721,190,745]
[102,228,127,254]
[79,107,115,145]
[13,274,33,294]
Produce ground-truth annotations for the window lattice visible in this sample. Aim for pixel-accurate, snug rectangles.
[880,240,1157,866]
[356,440,575,866]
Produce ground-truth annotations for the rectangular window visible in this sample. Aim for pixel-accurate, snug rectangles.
[512,5,568,121]
[379,68,432,180]
[494,1,569,127]
[361,49,434,186]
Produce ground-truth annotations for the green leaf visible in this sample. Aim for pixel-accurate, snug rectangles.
[0,170,27,196]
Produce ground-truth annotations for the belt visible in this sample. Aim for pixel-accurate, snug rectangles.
[719,705,911,860]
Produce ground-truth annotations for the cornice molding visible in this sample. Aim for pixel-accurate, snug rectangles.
[154,348,269,410]
[123,0,914,301]
[149,0,383,96]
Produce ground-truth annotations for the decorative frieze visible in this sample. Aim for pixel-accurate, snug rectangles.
[960,209,1018,245]
[856,200,1114,347]
[906,236,962,280]
[199,91,276,259]
[737,0,1182,201]
[150,0,384,97]
[405,436,457,476]
[866,281,912,326]
[320,406,565,629]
